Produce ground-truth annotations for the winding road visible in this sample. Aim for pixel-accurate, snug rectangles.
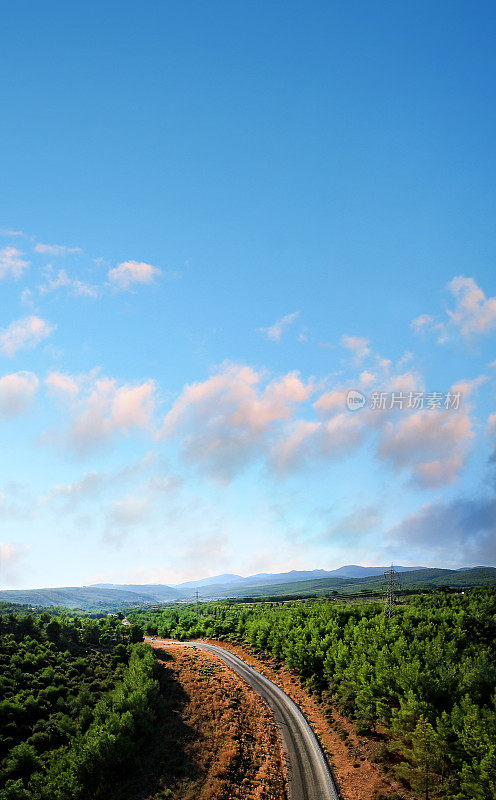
[148,638,339,800]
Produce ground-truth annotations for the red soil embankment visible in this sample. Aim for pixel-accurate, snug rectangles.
[150,641,287,800]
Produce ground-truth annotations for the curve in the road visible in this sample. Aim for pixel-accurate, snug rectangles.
[151,639,339,800]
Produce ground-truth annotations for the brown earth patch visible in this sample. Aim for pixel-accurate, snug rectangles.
[146,641,287,800]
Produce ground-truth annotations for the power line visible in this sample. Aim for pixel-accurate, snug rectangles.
[195,589,200,615]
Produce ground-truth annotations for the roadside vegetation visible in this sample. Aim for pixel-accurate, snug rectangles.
[130,588,496,800]
[0,611,160,800]
[0,610,286,800]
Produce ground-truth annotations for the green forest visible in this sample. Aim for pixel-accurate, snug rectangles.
[130,589,496,800]
[2,591,495,800]
[0,611,163,800]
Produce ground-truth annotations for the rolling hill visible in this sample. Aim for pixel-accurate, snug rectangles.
[0,586,176,610]
[214,567,496,599]
[1,565,494,609]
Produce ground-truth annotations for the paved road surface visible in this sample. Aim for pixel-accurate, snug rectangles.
[149,638,339,800]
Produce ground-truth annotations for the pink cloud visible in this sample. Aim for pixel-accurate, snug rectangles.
[374,375,482,487]
[271,420,321,471]
[45,371,80,398]
[45,372,158,455]
[0,316,55,357]
[0,247,30,279]
[279,369,474,485]
[0,371,39,417]
[359,371,376,387]
[272,412,365,472]
[111,382,157,428]
[69,378,156,453]
[377,405,474,487]
[313,389,348,417]
[414,456,465,487]
[447,276,496,337]
[230,371,312,431]
[386,371,420,392]
[341,335,371,362]
[107,260,161,290]
[160,363,313,480]
[0,542,25,560]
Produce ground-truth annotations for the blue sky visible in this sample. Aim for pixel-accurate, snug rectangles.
[1,1,495,589]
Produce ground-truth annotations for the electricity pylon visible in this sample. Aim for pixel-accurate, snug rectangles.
[384,564,399,618]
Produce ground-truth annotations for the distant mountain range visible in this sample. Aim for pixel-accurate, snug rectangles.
[0,565,494,610]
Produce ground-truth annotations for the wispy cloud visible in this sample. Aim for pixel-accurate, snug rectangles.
[412,276,496,342]
[110,495,150,526]
[104,495,151,546]
[0,316,55,357]
[20,288,34,306]
[0,484,36,522]
[0,247,30,279]
[44,454,160,510]
[397,351,414,368]
[341,334,371,362]
[179,532,230,572]
[319,505,383,544]
[410,313,448,343]
[46,471,106,507]
[259,312,300,342]
[34,242,82,256]
[107,260,162,290]
[38,268,98,298]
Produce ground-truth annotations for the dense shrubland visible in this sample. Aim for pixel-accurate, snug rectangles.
[130,589,496,799]
[0,611,160,800]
